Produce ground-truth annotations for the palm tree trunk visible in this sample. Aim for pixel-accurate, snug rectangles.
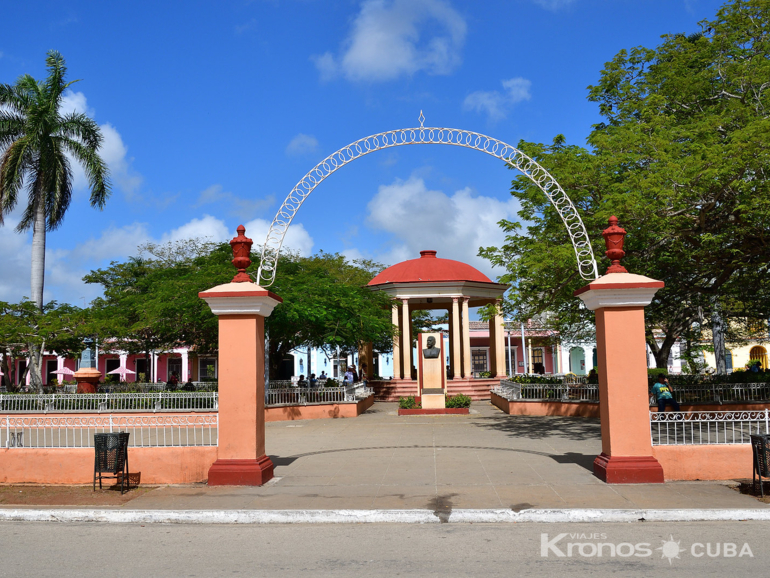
[28,193,46,390]
[30,193,47,309]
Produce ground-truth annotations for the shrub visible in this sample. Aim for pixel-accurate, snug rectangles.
[478,371,492,378]
[399,396,420,409]
[446,393,471,408]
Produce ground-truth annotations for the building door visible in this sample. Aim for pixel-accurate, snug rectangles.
[45,360,58,385]
[569,347,585,376]
[17,360,27,385]
[135,358,148,382]
[168,358,182,381]
[105,358,120,381]
[471,349,488,376]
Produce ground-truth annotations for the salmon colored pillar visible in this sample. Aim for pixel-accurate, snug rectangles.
[199,225,282,485]
[575,217,665,484]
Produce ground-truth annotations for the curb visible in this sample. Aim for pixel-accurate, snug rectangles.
[2,508,770,524]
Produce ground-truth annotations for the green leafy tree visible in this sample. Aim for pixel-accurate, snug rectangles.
[84,240,395,381]
[480,0,770,368]
[0,300,90,391]
[0,50,111,387]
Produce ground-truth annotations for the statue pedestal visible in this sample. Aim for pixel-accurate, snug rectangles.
[73,367,101,393]
[418,332,446,409]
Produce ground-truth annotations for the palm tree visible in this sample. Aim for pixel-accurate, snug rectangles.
[0,50,111,389]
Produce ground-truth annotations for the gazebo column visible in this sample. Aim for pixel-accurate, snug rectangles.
[488,314,497,377]
[401,298,411,380]
[461,297,471,378]
[451,298,461,379]
[492,300,506,377]
[392,305,402,379]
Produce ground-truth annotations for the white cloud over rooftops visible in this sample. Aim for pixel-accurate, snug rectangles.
[362,175,518,279]
[313,0,467,83]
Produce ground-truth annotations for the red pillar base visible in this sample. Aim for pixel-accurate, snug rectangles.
[207,456,274,486]
[593,453,664,484]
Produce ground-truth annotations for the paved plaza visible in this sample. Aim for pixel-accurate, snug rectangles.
[105,402,762,511]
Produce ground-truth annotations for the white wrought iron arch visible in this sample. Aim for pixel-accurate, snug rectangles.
[256,113,598,286]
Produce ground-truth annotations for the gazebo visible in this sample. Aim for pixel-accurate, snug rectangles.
[367,250,509,400]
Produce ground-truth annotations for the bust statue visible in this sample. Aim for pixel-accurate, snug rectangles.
[423,336,440,359]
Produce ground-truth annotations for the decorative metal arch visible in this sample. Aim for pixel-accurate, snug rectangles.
[256,113,598,286]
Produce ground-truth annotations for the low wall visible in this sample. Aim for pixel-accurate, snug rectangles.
[653,444,753,481]
[490,391,600,418]
[265,394,374,422]
[0,446,218,485]
[371,379,499,402]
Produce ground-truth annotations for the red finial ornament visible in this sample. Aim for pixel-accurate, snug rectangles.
[229,225,253,283]
[602,216,628,274]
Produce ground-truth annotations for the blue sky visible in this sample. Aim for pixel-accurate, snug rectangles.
[1,0,725,306]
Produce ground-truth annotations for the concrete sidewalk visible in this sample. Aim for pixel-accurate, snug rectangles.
[3,402,764,512]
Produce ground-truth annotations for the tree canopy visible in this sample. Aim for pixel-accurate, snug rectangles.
[84,240,395,379]
[480,0,770,367]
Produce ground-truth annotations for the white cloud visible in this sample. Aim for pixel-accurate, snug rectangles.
[161,215,232,245]
[532,0,576,11]
[363,175,519,279]
[285,134,320,156]
[61,91,143,196]
[243,217,314,257]
[195,184,274,219]
[463,77,532,121]
[313,0,466,82]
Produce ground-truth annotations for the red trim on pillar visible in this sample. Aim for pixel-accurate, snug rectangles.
[207,456,274,486]
[593,453,664,484]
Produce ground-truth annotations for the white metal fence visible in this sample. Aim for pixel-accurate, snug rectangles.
[494,380,600,402]
[266,382,373,406]
[1,414,218,449]
[0,392,218,413]
[650,410,770,445]
[657,383,770,405]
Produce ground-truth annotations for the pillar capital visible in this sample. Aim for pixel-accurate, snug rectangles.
[574,273,663,311]
[199,283,282,317]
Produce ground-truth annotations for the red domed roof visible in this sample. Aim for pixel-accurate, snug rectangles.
[368,250,494,286]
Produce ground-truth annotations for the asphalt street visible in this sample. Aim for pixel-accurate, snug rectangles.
[1,520,765,577]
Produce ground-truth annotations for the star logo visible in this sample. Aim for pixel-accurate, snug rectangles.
[656,535,684,565]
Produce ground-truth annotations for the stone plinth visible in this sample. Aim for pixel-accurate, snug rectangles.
[73,367,101,394]
[575,272,665,483]
[199,281,282,486]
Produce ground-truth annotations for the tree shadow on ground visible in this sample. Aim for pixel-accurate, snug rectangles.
[471,413,602,441]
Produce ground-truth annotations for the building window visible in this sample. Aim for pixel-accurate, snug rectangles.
[749,346,768,371]
[471,349,488,374]
[725,350,733,372]
[199,357,217,381]
[168,358,182,380]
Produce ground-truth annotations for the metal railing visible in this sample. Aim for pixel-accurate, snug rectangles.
[266,382,372,407]
[494,380,600,402]
[1,414,218,448]
[653,383,770,406]
[0,392,218,413]
[650,410,770,445]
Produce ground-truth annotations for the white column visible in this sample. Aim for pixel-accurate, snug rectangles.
[451,298,461,379]
[152,352,158,383]
[392,305,401,379]
[461,297,471,378]
[401,299,411,380]
[181,350,189,382]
